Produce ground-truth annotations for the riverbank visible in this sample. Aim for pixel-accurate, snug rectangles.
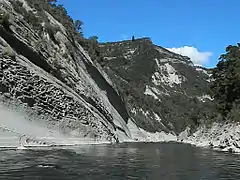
[124,120,240,154]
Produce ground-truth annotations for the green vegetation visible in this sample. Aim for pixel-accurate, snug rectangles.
[45,22,60,43]
[5,0,239,131]
[99,39,213,133]
[99,38,240,132]
[86,36,104,63]
[74,20,83,35]
[2,46,15,59]
[11,0,101,62]
[132,35,135,41]
[11,1,43,32]
[211,44,240,122]
[0,9,10,28]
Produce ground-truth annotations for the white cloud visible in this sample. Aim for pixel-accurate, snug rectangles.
[166,46,212,66]
[121,34,128,40]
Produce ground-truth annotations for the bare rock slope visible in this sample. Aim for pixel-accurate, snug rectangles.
[0,0,130,143]
[0,0,239,153]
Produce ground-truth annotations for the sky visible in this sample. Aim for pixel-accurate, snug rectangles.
[57,0,240,68]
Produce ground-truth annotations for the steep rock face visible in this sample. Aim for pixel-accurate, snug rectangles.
[100,38,212,134]
[2,0,234,152]
[0,0,130,143]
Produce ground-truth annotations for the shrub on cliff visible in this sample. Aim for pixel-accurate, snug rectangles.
[12,0,43,32]
[11,0,24,14]
[45,22,60,43]
[25,11,42,31]
[2,46,15,59]
[74,20,83,35]
[0,9,10,28]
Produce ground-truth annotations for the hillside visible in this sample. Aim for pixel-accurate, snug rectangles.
[100,38,213,134]
[0,0,131,143]
[0,0,240,152]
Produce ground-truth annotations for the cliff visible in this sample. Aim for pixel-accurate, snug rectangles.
[0,0,239,153]
[0,0,131,143]
[100,38,212,134]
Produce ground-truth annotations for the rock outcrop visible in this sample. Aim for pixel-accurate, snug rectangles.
[0,0,130,143]
[100,38,212,134]
[179,123,240,153]
[0,0,239,153]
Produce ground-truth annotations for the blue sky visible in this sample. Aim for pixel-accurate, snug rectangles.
[57,0,240,67]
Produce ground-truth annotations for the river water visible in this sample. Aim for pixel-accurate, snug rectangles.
[0,142,239,180]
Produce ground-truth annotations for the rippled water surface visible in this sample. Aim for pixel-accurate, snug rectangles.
[0,142,240,180]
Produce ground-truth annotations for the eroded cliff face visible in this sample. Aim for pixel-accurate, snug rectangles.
[1,0,239,153]
[0,0,131,143]
[100,38,212,134]
[99,39,240,153]
[0,0,214,144]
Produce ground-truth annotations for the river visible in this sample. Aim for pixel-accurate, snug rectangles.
[0,142,239,180]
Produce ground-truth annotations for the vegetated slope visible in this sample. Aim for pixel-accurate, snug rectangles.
[100,38,214,134]
[0,0,131,142]
[2,0,239,152]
